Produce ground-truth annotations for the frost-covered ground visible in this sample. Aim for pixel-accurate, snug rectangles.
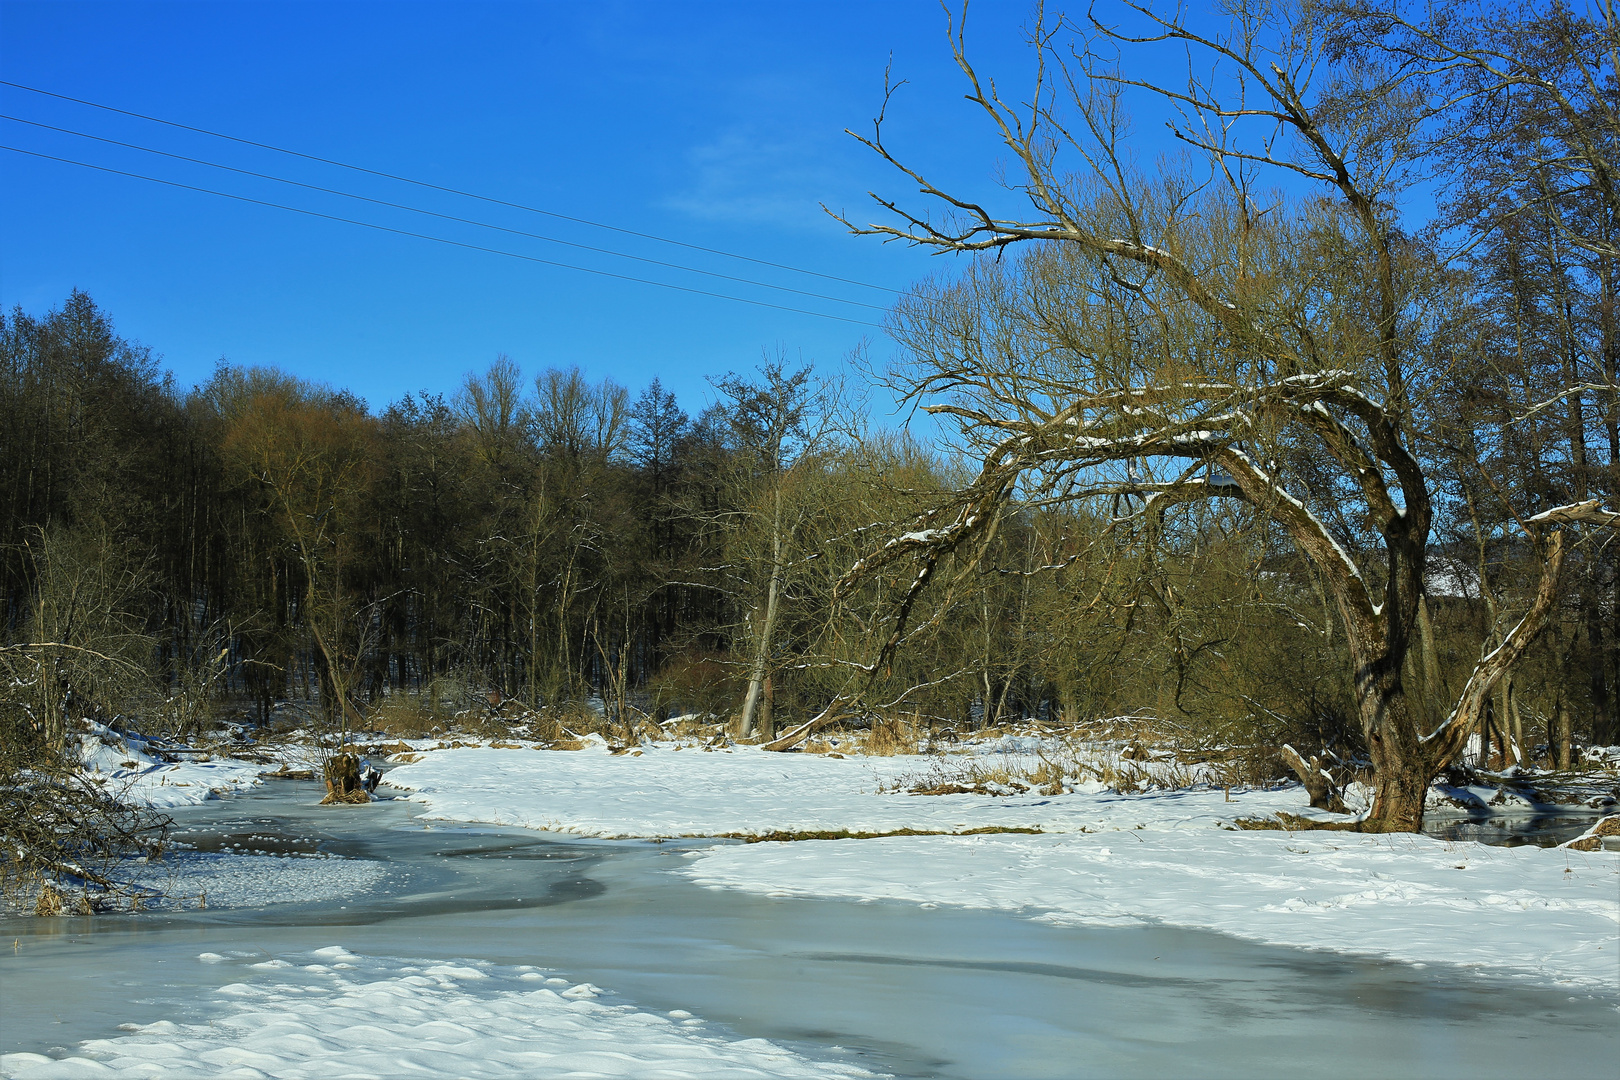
[386,740,1620,993]
[0,948,876,1079]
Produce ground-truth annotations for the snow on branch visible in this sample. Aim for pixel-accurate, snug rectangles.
[1525,500,1620,531]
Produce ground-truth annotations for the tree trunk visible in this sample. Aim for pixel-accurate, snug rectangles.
[320,752,371,804]
[307,604,363,744]
[1416,594,1443,716]
[1364,753,1431,833]
[1481,695,1496,768]
[1503,680,1516,764]
[759,674,775,741]
[1280,744,1346,813]
[1358,666,1432,832]
[1556,695,1573,769]
[1586,591,1616,746]
[1494,678,1517,767]
[738,487,785,739]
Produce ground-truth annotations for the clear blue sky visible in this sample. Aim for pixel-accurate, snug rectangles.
[1,0,1066,418]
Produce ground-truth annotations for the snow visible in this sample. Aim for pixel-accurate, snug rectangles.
[683,830,1619,992]
[384,741,1619,993]
[0,948,876,1079]
[76,723,265,808]
[1425,557,1479,600]
[383,742,1319,838]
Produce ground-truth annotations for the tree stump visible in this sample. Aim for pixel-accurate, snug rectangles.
[321,752,371,804]
[1280,744,1347,813]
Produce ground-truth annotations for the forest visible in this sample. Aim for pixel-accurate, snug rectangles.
[2,0,1617,834]
[4,5,1619,1075]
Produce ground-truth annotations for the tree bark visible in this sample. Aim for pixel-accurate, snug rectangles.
[759,674,776,741]
[1280,744,1346,813]
[1556,695,1573,769]
[1356,662,1431,832]
[738,487,785,739]
[1586,591,1616,745]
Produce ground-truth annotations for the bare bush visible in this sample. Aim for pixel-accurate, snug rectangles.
[0,714,169,913]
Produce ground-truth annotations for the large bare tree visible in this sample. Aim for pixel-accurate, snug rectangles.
[817,0,1618,830]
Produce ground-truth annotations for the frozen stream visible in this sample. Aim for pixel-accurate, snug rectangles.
[1,781,1615,1079]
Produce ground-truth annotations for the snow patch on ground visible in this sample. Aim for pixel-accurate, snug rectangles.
[86,758,266,809]
[76,723,264,808]
[384,743,1619,993]
[384,743,1318,838]
[0,948,879,1079]
[682,830,1620,992]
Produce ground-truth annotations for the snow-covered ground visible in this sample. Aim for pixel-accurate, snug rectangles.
[385,741,1620,993]
[384,740,1324,837]
[0,947,876,1079]
[685,829,1619,992]
[77,723,265,808]
[18,732,1616,1075]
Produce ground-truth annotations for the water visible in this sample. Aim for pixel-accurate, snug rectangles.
[1424,812,1610,848]
[2,781,1615,1079]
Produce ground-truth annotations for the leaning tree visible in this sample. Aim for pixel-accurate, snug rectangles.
[773,0,1619,832]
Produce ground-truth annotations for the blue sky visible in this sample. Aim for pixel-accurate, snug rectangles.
[1,0,1060,418]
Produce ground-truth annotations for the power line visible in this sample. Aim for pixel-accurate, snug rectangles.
[0,79,902,296]
[0,114,891,313]
[0,144,886,329]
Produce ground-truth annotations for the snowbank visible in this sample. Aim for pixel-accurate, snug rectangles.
[384,743,1317,838]
[0,947,877,1079]
[87,758,266,809]
[77,724,264,808]
[384,743,1619,993]
[683,829,1620,992]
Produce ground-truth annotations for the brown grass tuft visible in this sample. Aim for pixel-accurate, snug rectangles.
[863,714,920,756]
[1563,814,1620,851]
[34,882,64,917]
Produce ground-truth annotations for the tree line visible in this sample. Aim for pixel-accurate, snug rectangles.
[814,0,1620,830]
[2,1,1617,838]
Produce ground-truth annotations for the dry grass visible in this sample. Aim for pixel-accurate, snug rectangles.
[862,714,921,756]
[32,880,63,916]
[885,757,1031,796]
[366,691,457,739]
[800,736,847,757]
[29,881,99,916]
[1562,814,1620,851]
[1233,811,1358,832]
[660,713,721,740]
[882,733,1238,798]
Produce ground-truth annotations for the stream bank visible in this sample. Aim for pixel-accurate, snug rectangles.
[2,780,1616,1079]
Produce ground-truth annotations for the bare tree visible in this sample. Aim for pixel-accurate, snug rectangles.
[220,373,376,750]
[821,0,1616,830]
[711,362,836,740]
[456,354,528,467]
